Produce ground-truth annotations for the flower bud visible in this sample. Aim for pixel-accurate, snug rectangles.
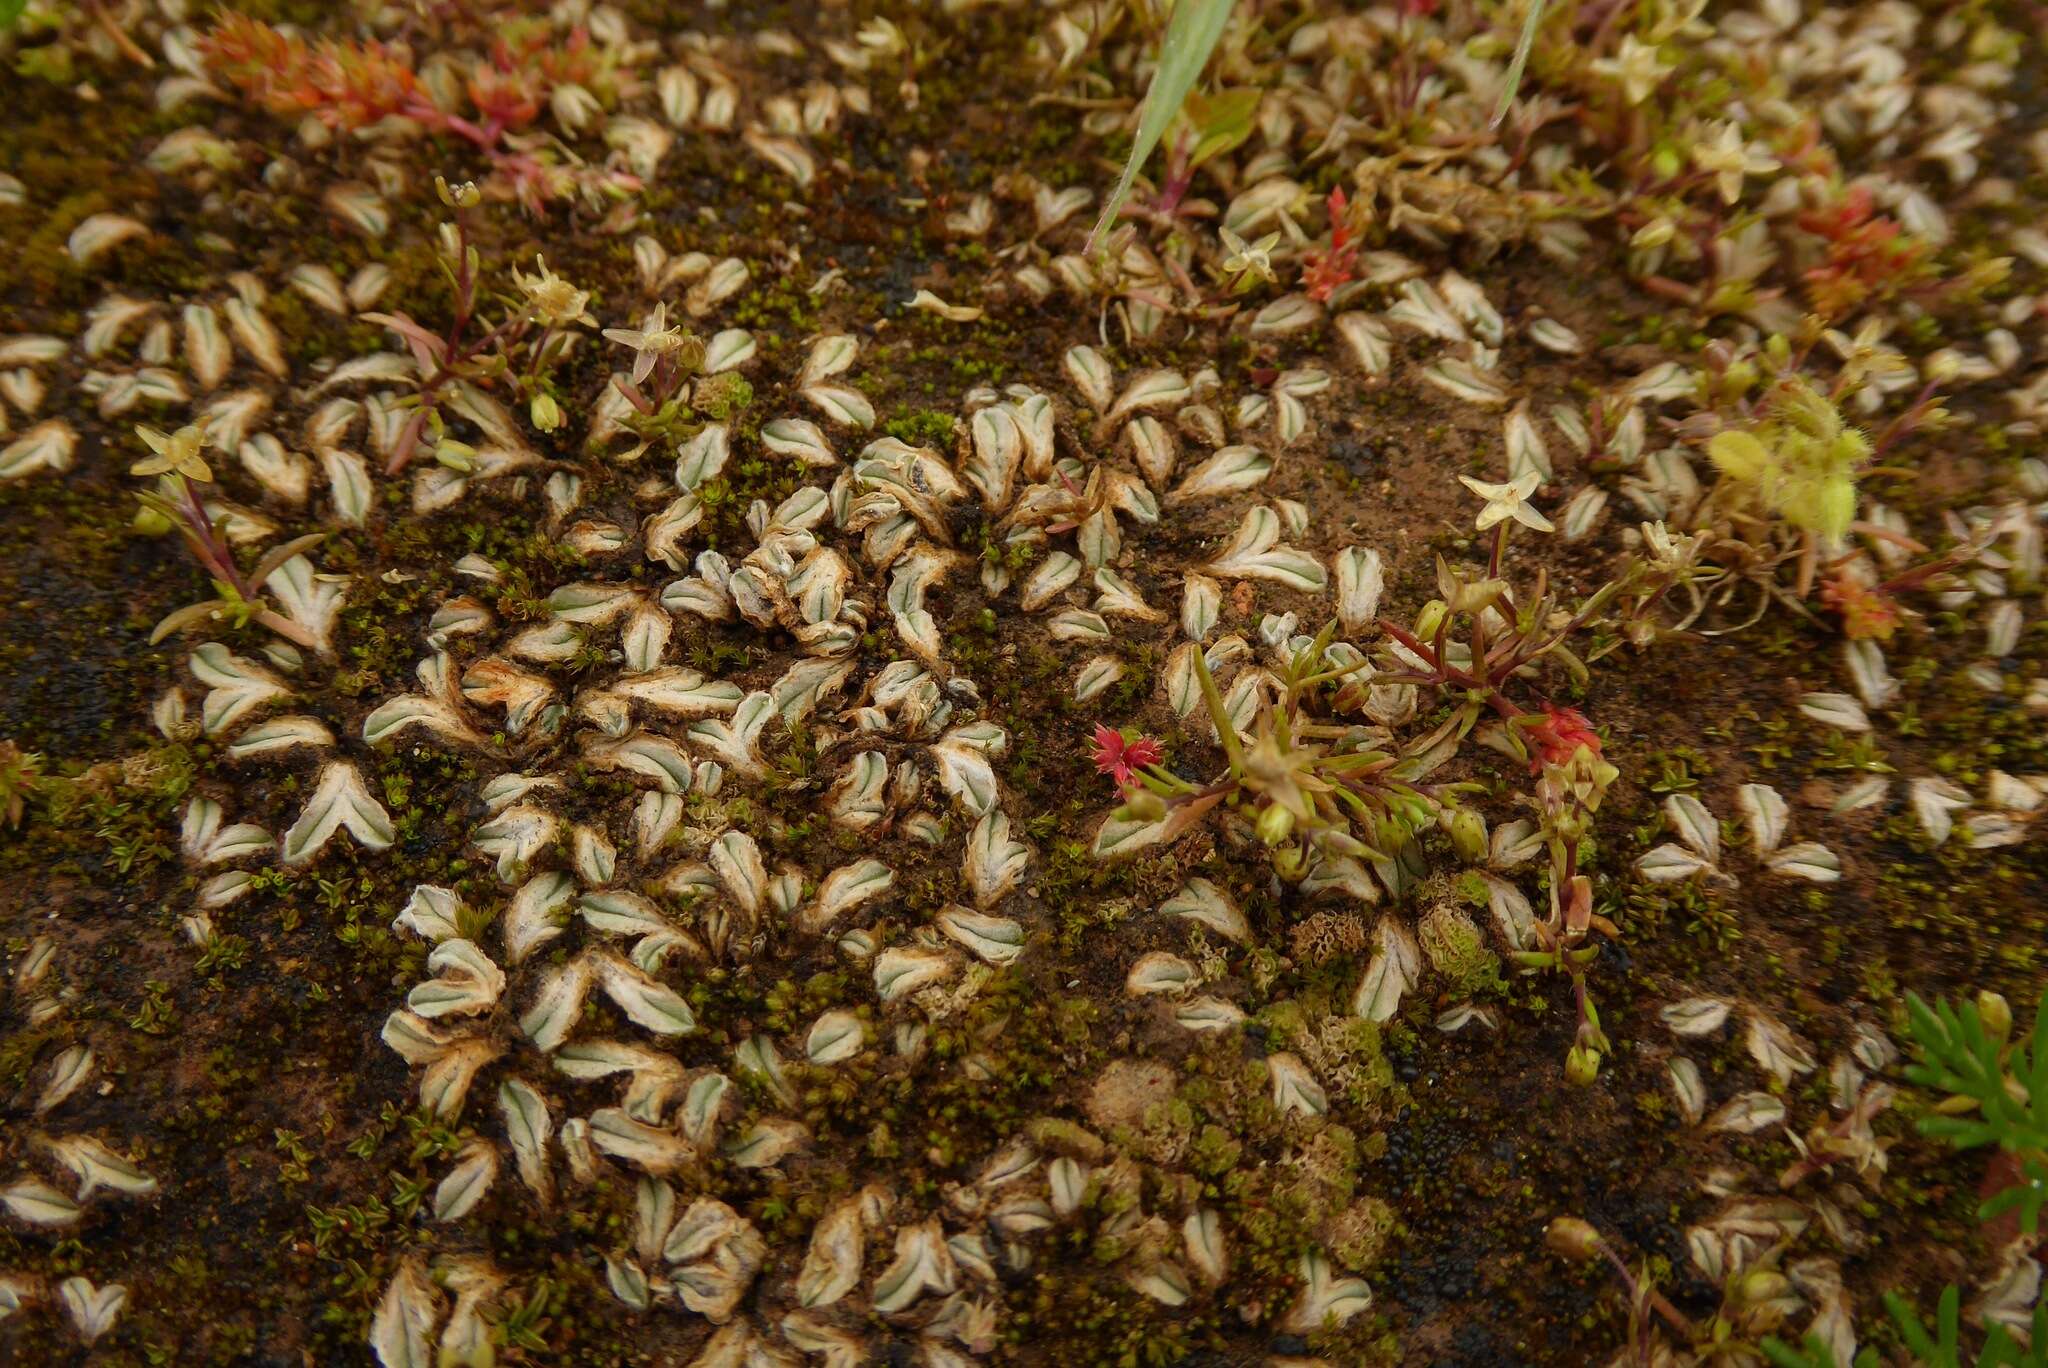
[435,439,478,474]
[1631,217,1675,250]
[1544,1216,1603,1261]
[1121,788,1167,822]
[1255,802,1296,846]
[530,392,563,433]
[435,175,480,209]
[1565,1043,1601,1087]
[1446,807,1488,864]
[1977,990,2013,1043]
[1413,600,1448,641]
[1739,1270,1792,1305]
[133,505,173,535]
[1451,577,1507,616]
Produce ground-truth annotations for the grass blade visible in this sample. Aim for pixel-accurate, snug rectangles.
[1490,0,1548,129]
[1084,0,1236,253]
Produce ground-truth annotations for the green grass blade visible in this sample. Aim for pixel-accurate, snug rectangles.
[1084,0,1236,254]
[1490,0,1548,128]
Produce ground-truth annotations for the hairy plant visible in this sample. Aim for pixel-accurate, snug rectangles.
[1687,329,1957,617]
[1708,376,1870,547]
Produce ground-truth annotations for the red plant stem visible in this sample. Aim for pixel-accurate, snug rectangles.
[612,375,656,414]
[168,476,322,651]
[1873,545,1971,596]
[1869,379,1941,460]
[86,0,156,68]
[1596,1244,1691,1336]
[1376,618,1529,724]
[1495,584,1615,679]
[176,478,250,597]
[384,310,532,474]
[524,324,559,384]
[390,88,505,153]
[1638,275,1698,305]
[1153,130,1194,216]
[386,409,431,477]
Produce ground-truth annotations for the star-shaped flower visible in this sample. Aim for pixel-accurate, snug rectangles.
[1821,318,1912,389]
[1218,227,1280,288]
[130,420,212,483]
[602,301,688,385]
[1459,471,1554,533]
[1692,121,1780,205]
[514,255,593,328]
[1639,520,1703,575]
[1090,724,1164,789]
[1590,36,1673,106]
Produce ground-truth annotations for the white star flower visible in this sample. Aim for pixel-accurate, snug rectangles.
[1459,471,1555,533]
[602,302,688,385]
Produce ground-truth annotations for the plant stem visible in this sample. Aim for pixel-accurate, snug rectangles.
[1189,643,1244,773]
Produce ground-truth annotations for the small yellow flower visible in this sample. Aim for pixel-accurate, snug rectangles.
[1692,122,1780,205]
[602,301,688,385]
[130,420,212,483]
[514,255,593,329]
[1821,318,1912,389]
[1459,471,1554,533]
[1218,227,1280,287]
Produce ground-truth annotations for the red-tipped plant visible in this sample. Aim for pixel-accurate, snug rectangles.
[1089,725,1165,791]
[1301,188,1360,302]
[1796,186,1929,319]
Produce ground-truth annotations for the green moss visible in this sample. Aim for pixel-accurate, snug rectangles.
[882,406,959,448]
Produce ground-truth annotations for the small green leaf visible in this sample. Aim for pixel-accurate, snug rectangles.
[1178,87,1260,170]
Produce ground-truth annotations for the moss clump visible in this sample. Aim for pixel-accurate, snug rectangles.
[883,407,960,449]
[1291,909,1368,965]
[1323,1195,1398,1272]
[1418,902,1501,997]
[1297,1012,1399,1113]
[694,371,755,419]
